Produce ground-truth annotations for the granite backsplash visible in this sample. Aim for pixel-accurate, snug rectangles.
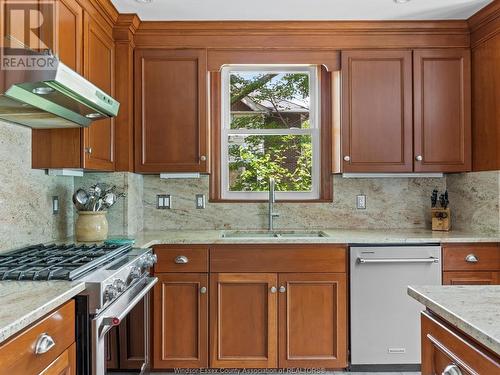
[0,121,74,253]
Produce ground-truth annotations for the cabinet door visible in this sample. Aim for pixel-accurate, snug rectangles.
[443,271,499,285]
[118,300,145,369]
[413,49,471,172]
[39,343,76,375]
[210,273,277,368]
[134,49,208,173]
[104,327,119,369]
[341,50,413,172]
[278,273,347,368]
[152,273,208,369]
[32,0,83,169]
[83,13,115,171]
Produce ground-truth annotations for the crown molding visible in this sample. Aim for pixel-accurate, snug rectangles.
[468,0,500,47]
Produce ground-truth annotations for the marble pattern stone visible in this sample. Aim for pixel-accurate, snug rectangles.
[142,175,446,231]
[0,281,86,343]
[447,171,500,233]
[0,121,74,253]
[408,285,500,355]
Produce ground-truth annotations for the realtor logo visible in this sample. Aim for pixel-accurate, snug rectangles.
[0,0,57,70]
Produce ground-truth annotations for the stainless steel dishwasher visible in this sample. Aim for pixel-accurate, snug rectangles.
[350,245,441,371]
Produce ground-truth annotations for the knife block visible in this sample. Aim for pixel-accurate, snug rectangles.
[431,208,451,231]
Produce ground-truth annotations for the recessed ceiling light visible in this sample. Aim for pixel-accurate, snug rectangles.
[393,0,411,3]
[135,0,153,3]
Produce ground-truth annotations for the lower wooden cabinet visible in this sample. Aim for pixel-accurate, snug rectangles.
[443,271,500,285]
[152,273,209,369]
[210,273,278,368]
[39,343,76,375]
[278,273,347,368]
[421,312,500,375]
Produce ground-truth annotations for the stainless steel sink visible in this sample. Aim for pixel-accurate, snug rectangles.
[220,230,328,239]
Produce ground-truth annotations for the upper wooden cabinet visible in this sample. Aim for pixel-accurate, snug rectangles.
[134,49,209,173]
[413,49,471,172]
[341,50,413,172]
[341,48,471,173]
[83,13,115,170]
[32,4,116,171]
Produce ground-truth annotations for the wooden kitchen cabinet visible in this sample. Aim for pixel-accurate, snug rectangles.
[341,50,413,172]
[413,49,471,172]
[39,343,76,375]
[152,273,209,369]
[421,312,500,375]
[443,271,500,285]
[134,49,209,173]
[278,273,347,368]
[32,4,116,171]
[118,300,145,369]
[210,272,278,368]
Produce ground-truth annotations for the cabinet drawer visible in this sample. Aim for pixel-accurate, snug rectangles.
[443,243,500,271]
[211,244,347,273]
[421,312,500,375]
[0,300,75,375]
[154,245,209,273]
[443,271,500,285]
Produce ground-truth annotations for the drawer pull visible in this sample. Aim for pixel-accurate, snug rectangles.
[442,364,462,375]
[200,286,207,294]
[465,254,478,263]
[34,333,55,355]
[174,255,189,264]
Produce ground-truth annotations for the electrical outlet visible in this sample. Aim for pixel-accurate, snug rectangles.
[356,194,366,209]
[157,194,171,209]
[195,194,206,209]
[52,196,59,215]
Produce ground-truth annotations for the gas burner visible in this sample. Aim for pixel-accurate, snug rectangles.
[0,243,131,281]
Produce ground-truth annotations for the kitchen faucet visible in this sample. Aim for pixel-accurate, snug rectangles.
[268,177,280,231]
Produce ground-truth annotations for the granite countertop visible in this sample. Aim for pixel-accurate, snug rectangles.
[125,228,500,248]
[408,285,500,355]
[0,281,86,344]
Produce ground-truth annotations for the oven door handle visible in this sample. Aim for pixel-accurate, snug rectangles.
[98,276,158,337]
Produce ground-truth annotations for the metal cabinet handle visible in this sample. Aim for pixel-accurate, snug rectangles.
[357,257,439,264]
[343,155,351,162]
[465,254,478,263]
[34,333,56,355]
[415,155,423,161]
[200,286,207,294]
[270,286,277,293]
[174,255,189,264]
[442,364,462,375]
[200,155,207,161]
[85,147,93,154]
[279,286,286,293]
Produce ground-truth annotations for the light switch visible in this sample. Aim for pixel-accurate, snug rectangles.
[196,194,206,209]
[157,194,171,209]
[356,194,366,209]
[52,196,59,215]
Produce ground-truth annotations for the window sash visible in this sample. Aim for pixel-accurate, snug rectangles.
[221,65,320,200]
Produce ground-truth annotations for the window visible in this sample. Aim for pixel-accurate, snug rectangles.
[220,65,320,200]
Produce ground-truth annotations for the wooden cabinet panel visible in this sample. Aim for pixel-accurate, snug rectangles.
[443,271,500,285]
[154,245,209,273]
[210,273,277,368]
[278,273,347,369]
[0,300,75,375]
[39,343,76,375]
[83,12,115,170]
[134,49,208,173]
[104,327,119,369]
[413,49,471,172]
[421,312,500,375]
[341,50,413,172]
[118,300,145,369]
[442,243,500,271]
[153,273,208,369]
[211,245,347,273]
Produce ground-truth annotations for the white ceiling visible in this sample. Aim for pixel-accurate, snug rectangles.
[111,0,492,21]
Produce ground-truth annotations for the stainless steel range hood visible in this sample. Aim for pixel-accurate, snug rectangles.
[0,49,119,128]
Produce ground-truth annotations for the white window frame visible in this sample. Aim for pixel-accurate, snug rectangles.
[220,65,320,200]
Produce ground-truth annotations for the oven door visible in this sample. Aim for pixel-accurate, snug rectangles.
[91,275,158,375]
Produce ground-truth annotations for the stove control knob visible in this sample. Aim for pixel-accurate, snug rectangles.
[113,279,126,292]
[129,266,142,280]
[104,285,118,302]
[143,253,158,268]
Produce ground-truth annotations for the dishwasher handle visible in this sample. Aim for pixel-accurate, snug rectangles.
[357,257,439,264]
